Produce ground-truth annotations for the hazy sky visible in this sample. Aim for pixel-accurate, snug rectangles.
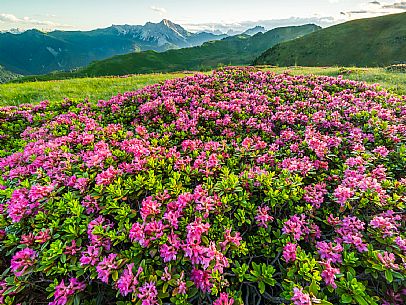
[0,0,405,32]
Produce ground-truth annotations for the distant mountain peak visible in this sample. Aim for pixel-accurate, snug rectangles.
[243,26,266,36]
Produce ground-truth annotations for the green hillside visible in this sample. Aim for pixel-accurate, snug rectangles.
[254,12,406,67]
[0,66,19,83]
[0,21,225,75]
[2,67,405,107]
[18,24,320,81]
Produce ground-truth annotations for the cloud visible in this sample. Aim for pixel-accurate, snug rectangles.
[0,13,72,31]
[382,1,406,9]
[182,16,341,34]
[150,6,167,15]
[0,13,20,23]
[341,1,406,18]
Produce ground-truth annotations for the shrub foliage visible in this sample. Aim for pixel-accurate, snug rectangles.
[0,67,405,305]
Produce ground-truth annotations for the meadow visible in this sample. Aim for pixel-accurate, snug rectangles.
[0,67,405,106]
[0,67,404,305]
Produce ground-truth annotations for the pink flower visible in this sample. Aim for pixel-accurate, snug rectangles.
[377,251,399,270]
[49,278,86,305]
[190,268,212,293]
[283,243,297,263]
[140,196,161,220]
[80,246,101,266]
[34,229,51,244]
[370,210,401,238]
[95,166,120,186]
[214,292,235,305]
[10,248,37,276]
[129,222,147,247]
[373,146,389,157]
[160,243,178,262]
[186,217,210,244]
[255,205,274,228]
[64,240,82,255]
[161,266,171,281]
[117,263,143,296]
[96,253,119,283]
[317,241,343,263]
[282,214,307,241]
[333,185,354,207]
[321,260,340,288]
[28,184,54,202]
[137,281,158,305]
[303,183,327,208]
[291,287,311,305]
[173,271,187,295]
[220,228,242,250]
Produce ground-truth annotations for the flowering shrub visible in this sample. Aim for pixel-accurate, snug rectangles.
[0,67,405,305]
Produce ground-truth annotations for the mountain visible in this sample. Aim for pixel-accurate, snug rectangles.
[0,65,19,83]
[0,20,226,75]
[254,13,406,67]
[21,24,320,81]
[243,26,266,36]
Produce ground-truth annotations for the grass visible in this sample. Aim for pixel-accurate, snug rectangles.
[0,72,189,106]
[260,66,406,96]
[254,12,406,67]
[0,66,404,107]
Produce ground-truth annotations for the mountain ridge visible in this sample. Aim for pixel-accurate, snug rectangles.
[254,12,406,67]
[18,24,321,81]
[0,19,227,75]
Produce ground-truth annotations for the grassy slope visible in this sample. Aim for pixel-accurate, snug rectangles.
[16,24,320,82]
[254,12,406,67]
[1,67,404,107]
[0,65,19,83]
[0,72,188,106]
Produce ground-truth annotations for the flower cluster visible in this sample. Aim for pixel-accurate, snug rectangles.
[0,67,404,304]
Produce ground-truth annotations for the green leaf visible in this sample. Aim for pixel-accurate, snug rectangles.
[353,295,368,305]
[258,281,265,294]
[111,270,119,282]
[309,279,319,295]
[341,294,353,303]
[385,270,393,283]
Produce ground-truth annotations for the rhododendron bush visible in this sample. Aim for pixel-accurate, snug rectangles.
[0,67,405,305]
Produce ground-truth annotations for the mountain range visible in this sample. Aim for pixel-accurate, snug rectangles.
[0,19,227,75]
[19,24,320,81]
[254,12,406,67]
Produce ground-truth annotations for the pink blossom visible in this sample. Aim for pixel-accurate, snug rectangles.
[283,243,297,263]
[140,196,161,220]
[291,287,311,305]
[321,260,340,288]
[96,253,119,283]
[333,185,354,207]
[255,205,274,228]
[64,240,82,255]
[377,251,399,270]
[129,222,148,247]
[10,248,37,276]
[117,263,143,296]
[80,246,101,266]
[28,184,54,202]
[213,292,235,305]
[317,241,343,263]
[34,229,51,244]
[95,166,120,186]
[282,214,307,241]
[190,268,212,293]
[137,281,158,305]
[49,278,86,305]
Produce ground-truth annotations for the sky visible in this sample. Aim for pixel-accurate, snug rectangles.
[0,0,405,33]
